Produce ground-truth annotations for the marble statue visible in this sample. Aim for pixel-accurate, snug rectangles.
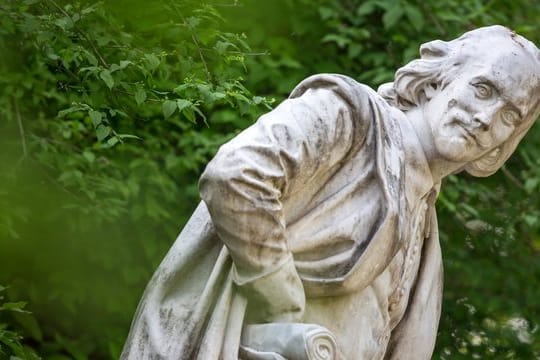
[121,25,540,359]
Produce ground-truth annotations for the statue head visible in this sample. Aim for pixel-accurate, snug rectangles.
[379,25,540,176]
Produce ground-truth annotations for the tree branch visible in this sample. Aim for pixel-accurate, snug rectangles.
[170,4,212,83]
[501,166,526,192]
[13,98,27,158]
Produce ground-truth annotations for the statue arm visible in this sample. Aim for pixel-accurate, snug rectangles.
[199,86,358,322]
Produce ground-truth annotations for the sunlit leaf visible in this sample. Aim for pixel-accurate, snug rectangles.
[383,6,404,29]
[0,302,29,313]
[82,150,95,163]
[404,5,424,31]
[144,53,160,71]
[88,110,102,126]
[99,70,114,89]
[176,99,192,112]
[162,100,177,119]
[96,125,111,141]
[134,89,146,106]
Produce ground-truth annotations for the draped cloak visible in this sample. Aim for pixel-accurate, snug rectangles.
[121,74,443,359]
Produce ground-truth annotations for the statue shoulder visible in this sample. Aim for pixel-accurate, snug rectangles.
[290,73,383,106]
[289,73,400,140]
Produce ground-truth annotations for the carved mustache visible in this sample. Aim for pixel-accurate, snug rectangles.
[448,115,491,148]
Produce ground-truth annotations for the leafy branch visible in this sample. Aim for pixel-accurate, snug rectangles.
[45,0,109,67]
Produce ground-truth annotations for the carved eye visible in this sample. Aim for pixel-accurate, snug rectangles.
[473,82,493,99]
[501,108,519,125]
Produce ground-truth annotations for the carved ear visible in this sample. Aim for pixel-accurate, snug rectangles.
[420,40,449,59]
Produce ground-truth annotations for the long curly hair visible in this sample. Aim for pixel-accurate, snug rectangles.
[378,25,540,177]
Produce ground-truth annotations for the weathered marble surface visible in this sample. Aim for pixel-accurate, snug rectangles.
[121,26,540,359]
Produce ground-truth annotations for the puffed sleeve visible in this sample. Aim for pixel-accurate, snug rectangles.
[199,80,363,321]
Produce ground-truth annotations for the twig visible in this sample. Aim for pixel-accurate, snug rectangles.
[501,166,525,191]
[46,0,109,67]
[170,4,212,82]
[214,3,243,7]
[112,89,162,103]
[229,51,269,56]
[199,47,270,56]
[421,3,446,35]
[13,98,27,158]
[103,45,131,49]
[213,1,243,7]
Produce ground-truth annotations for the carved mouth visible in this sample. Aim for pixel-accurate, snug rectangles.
[461,127,477,142]
[459,126,491,148]
[447,116,480,145]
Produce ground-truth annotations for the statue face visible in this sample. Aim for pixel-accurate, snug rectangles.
[424,39,538,163]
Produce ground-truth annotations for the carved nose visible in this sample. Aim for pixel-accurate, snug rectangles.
[473,112,491,130]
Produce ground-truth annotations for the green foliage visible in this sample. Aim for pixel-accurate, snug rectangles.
[1,0,271,222]
[0,0,270,358]
[2,0,540,358]
[0,286,40,359]
[436,140,540,358]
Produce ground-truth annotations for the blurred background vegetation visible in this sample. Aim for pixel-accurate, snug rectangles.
[1,0,540,358]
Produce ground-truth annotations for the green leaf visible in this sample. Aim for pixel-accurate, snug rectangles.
[110,109,128,118]
[81,4,99,15]
[82,150,95,163]
[252,96,264,105]
[12,312,43,341]
[186,16,200,29]
[96,125,111,141]
[176,99,192,112]
[88,110,102,126]
[165,153,181,170]
[0,302,29,313]
[120,60,131,67]
[57,104,90,117]
[193,106,207,125]
[54,17,72,31]
[383,6,404,29]
[79,66,100,74]
[523,214,538,227]
[134,89,146,106]
[461,203,479,217]
[85,52,98,66]
[144,54,160,71]
[117,134,141,140]
[182,107,196,123]
[162,100,177,119]
[173,83,192,94]
[348,43,362,58]
[110,60,131,72]
[322,34,350,48]
[107,137,119,147]
[318,7,335,20]
[525,178,539,193]
[404,5,424,31]
[357,2,376,16]
[215,40,230,54]
[99,70,114,89]
[212,92,227,101]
